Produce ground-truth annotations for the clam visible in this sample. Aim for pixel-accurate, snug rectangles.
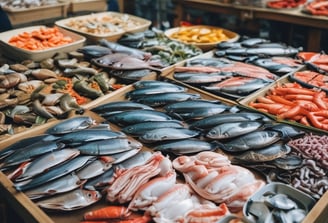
[40,58,55,69]
[31,69,58,80]
[18,80,44,93]
[9,64,29,72]
[57,58,79,68]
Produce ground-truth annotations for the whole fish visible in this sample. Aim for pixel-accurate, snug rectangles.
[115,151,152,170]
[106,110,174,126]
[206,121,264,139]
[14,149,81,182]
[0,134,57,160]
[133,80,183,89]
[75,138,142,155]
[91,53,132,67]
[139,127,200,143]
[111,57,163,71]
[133,92,201,107]
[234,143,292,163]
[77,45,112,58]
[173,72,230,84]
[83,168,114,190]
[99,39,151,60]
[111,148,142,164]
[153,138,218,155]
[126,85,186,100]
[56,129,126,146]
[76,156,114,180]
[203,77,270,96]
[36,188,101,211]
[25,173,85,200]
[189,112,269,130]
[121,120,185,136]
[15,156,95,191]
[91,101,153,115]
[45,116,95,135]
[1,141,65,168]
[186,58,232,67]
[219,130,281,153]
[164,100,223,112]
[167,106,230,120]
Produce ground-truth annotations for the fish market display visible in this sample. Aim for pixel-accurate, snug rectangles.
[249,82,328,131]
[118,29,203,65]
[0,0,59,9]
[266,0,306,9]
[215,37,302,76]
[172,56,277,99]
[297,51,328,73]
[289,70,328,92]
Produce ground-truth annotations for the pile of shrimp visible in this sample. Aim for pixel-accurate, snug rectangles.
[249,82,328,131]
[8,26,73,51]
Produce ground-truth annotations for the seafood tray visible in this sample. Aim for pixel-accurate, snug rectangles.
[55,11,151,43]
[164,25,239,51]
[68,0,107,14]
[0,81,327,222]
[162,50,277,103]
[3,2,69,26]
[0,25,86,61]
[238,70,328,133]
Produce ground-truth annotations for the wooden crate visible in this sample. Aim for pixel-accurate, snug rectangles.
[5,3,69,26]
[68,0,107,14]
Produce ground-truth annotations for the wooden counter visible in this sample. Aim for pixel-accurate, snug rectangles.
[174,0,328,51]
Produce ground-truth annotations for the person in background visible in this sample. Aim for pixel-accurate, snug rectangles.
[107,0,119,11]
[0,6,12,32]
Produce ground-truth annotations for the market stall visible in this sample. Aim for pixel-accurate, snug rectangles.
[0,1,328,223]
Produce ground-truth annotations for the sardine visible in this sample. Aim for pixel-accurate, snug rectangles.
[36,188,101,211]
[189,112,269,130]
[15,156,95,191]
[139,127,200,143]
[206,121,264,139]
[45,116,95,135]
[219,130,281,153]
[75,138,142,155]
[153,138,218,155]
[133,92,201,107]
[56,129,126,146]
[122,120,184,136]
[106,110,174,126]
[25,173,85,200]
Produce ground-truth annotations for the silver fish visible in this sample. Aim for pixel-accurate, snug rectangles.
[189,112,269,130]
[133,80,183,89]
[36,188,101,211]
[206,121,264,139]
[121,120,184,136]
[139,127,200,143]
[168,106,229,120]
[134,92,201,107]
[15,156,95,191]
[25,173,85,200]
[115,150,152,170]
[219,130,281,152]
[57,129,126,146]
[76,156,114,180]
[91,101,153,115]
[234,143,291,162]
[46,116,96,135]
[111,148,142,164]
[2,141,65,168]
[163,100,224,112]
[173,72,230,84]
[106,110,174,126]
[83,168,114,190]
[75,138,142,155]
[153,138,218,155]
[126,85,186,100]
[14,149,81,182]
